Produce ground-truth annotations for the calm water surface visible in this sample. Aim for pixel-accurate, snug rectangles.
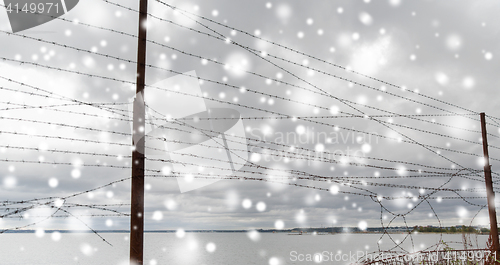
[0,232,489,265]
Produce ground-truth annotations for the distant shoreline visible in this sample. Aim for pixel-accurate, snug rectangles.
[3,227,490,234]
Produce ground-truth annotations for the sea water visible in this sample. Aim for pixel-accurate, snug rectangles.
[0,232,489,264]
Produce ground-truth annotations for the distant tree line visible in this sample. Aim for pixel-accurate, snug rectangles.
[415,226,490,233]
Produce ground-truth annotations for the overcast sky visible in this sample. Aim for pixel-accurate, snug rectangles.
[1,0,500,236]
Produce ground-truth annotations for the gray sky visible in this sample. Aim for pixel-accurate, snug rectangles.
[1,0,500,236]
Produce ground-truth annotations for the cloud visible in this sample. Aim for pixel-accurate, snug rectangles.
[349,36,393,76]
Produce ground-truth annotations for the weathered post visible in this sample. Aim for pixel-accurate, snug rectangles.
[130,0,148,263]
[480,112,500,261]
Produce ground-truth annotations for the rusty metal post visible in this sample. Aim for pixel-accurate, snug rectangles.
[480,112,500,261]
[130,0,148,263]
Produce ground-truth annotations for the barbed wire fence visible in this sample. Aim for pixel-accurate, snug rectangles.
[0,0,499,263]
